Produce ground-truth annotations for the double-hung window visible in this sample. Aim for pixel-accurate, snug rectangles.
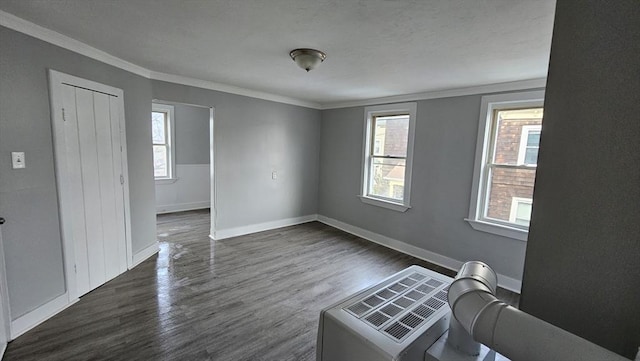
[466,91,544,240]
[151,103,175,181]
[361,102,417,212]
[518,125,542,165]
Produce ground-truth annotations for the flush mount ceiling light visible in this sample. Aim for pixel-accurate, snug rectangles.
[290,48,326,72]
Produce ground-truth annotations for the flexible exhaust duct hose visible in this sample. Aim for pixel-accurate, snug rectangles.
[447,261,628,361]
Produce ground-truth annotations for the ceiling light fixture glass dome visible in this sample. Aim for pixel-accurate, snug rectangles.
[290,48,326,72]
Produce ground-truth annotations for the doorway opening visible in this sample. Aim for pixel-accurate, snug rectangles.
[151,100,216,238]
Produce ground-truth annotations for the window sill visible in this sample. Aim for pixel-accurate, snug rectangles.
[464,218,528,242]
[359,196,410,212]
[155,178,178,185]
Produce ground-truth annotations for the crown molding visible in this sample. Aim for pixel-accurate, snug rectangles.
[319,78,547,109]
[1,10,546,111]
[149,71,322,109]
[0,10,151,78]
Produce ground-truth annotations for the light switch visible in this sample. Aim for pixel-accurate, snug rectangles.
[11,152,25,169]
[272,171,277,180]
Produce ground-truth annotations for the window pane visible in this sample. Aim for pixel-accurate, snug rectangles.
[369,158,406,200]
[153,145,168,178]
[527,131,540,146]
[485,167,535,224]
[492,108,543,165]
[392,185,404,199]
[152,112,166,144]
[524,148,538,164]
[372,115,409,157]
[515,202,532,226]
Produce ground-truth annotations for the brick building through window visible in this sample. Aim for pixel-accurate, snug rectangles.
[371,115,409,200]
[485,108,543,226]
[361,102,416,212]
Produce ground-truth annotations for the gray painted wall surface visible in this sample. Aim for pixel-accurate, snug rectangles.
[171,103,210,165]
[0,26,157,319]
[151,80,321,230]
[520,0,640,358]
[318,94,535,281]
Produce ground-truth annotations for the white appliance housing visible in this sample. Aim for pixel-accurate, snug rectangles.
[317,265,453,361]
[319,262,629,361]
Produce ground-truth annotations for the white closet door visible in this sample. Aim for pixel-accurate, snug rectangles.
[109,96,129,274]
[93,92,120,281]
[61,85,91,296]
[60,84,126,297]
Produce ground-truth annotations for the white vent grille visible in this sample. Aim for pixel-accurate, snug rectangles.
[363,295,385,307]
[347,302,371,316]
[412,304,435,319]
[380,303,403,317]
[424,297,445,310]
[365,311,390,327]
[343,270,450,342]
[376,288,395,299]
[416,284,435,293]
[384,322,411,339]
[434,290,448,302]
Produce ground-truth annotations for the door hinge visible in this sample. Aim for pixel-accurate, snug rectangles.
[74,264,77,273]
[120,174,124,184]
[62,108,67,121]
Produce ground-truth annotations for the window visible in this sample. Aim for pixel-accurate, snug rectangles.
[517,125,542,165]
[466,91,544,241]
[152,103,175,181]
[509,197,533,226]
[361,102,417,212]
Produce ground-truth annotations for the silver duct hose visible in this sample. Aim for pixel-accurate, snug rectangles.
[447,261,629,361]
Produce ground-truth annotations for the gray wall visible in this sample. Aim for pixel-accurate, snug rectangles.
[0,26,157,319]
[520,0,640,358]
[172,103,210,165]
[0,25,321,321]
[318,94,537,282]
[152,81,321,230]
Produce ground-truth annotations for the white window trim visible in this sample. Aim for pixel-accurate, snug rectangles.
[509,197,533,224]
[517,125,542,165]
[152,103,177,182]
[360,102,417,212]
[465,90,544,241]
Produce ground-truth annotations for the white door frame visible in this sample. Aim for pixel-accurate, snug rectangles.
[48,69,133,301]
[152,99,216,238]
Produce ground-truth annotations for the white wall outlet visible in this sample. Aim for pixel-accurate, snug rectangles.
[272,171,277,180]
[11,152,25,169]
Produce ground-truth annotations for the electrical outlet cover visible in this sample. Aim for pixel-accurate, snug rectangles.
[11,152,25,169]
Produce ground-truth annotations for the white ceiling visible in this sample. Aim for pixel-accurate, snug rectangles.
[0,0,556,107]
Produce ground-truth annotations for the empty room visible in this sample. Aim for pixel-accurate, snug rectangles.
[0,0,638,360]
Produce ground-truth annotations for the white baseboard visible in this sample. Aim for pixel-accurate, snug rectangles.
[8,242,159,341]
[0,342,5,359]
[317,215,522,293]
[10,292,77,340]
[156,201,210,214]
[211,214,318,240]
[131,242,159,268]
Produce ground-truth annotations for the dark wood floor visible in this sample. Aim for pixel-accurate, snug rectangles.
[4,209,518,360]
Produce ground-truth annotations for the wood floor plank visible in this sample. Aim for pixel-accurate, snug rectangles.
[4,209,518,360]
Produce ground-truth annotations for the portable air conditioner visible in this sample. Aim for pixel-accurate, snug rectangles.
[317,265,457,361]
[318,263,627,361]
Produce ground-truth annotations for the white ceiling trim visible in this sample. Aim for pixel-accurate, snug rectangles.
[0,10,151,78]
[320,78,547,109]
[1,9,546,111]
[149,71,322,109]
